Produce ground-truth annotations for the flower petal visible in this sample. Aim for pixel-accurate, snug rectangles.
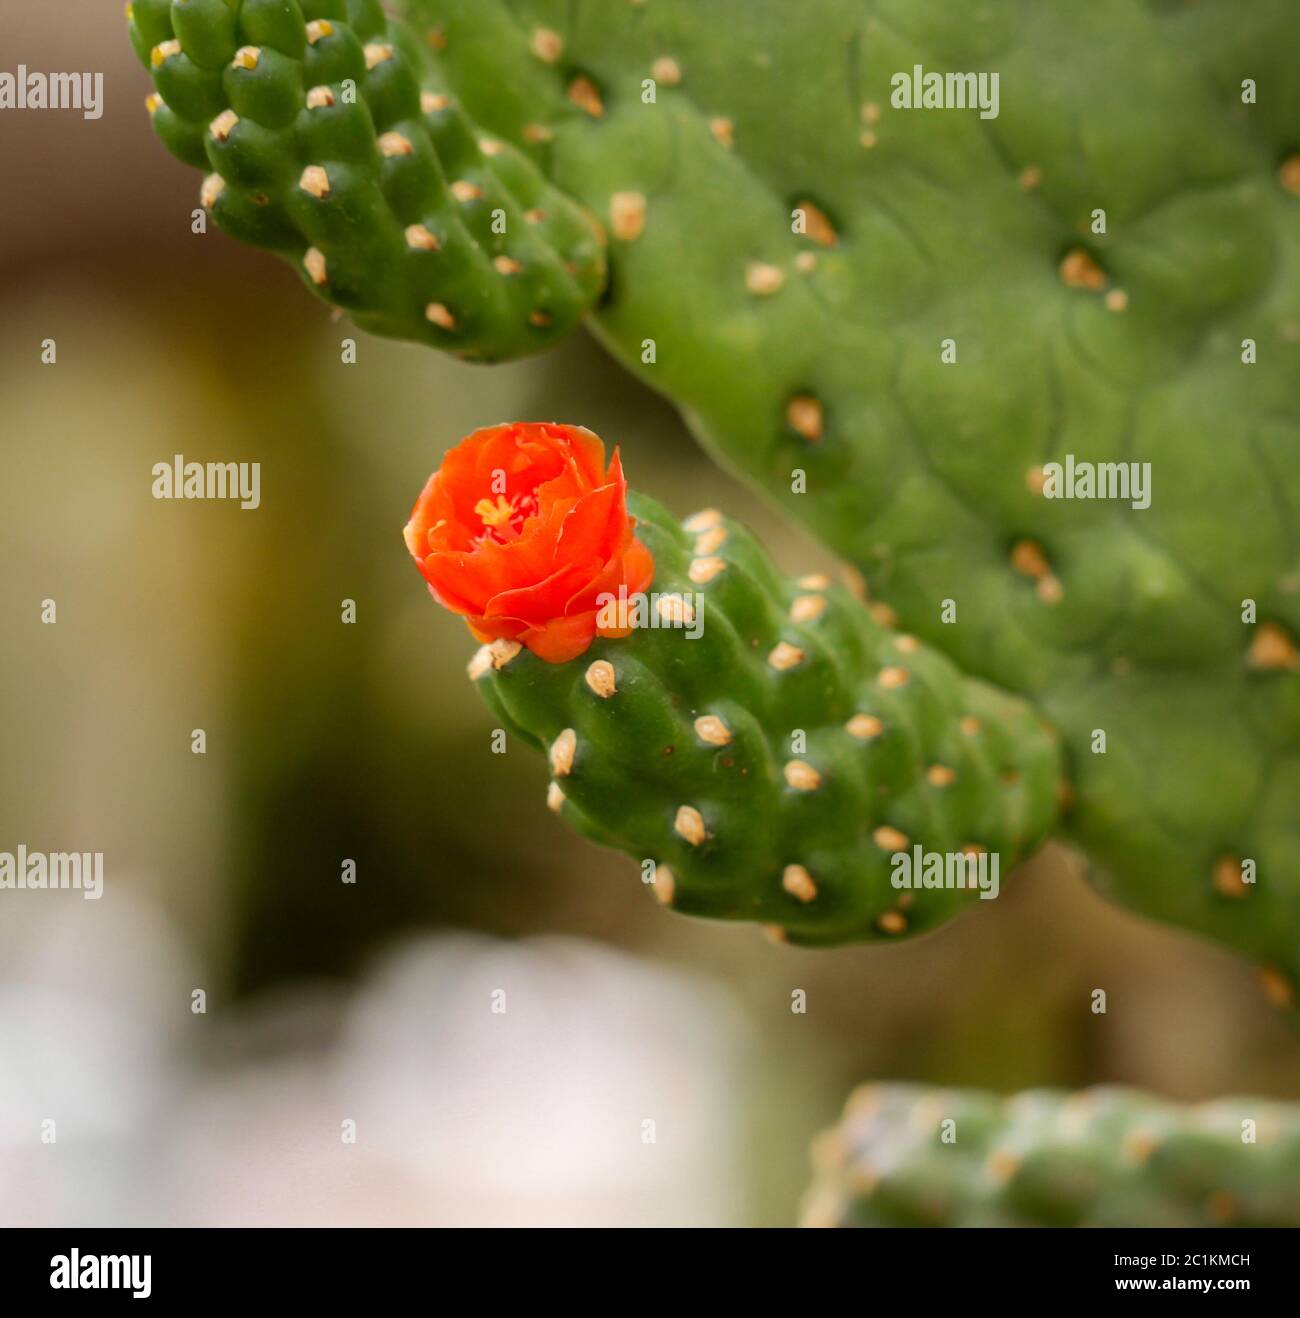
[484,557,600,625]
[520,611,600,664]
[405,423,654,663]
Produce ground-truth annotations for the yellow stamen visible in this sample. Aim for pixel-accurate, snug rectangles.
[474,495,515,532]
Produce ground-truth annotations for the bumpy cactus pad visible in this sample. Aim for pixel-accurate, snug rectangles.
[399,0,1300,998]
[473,493,1063,945]
[129,2,1300,994]
[127,0,605,360]
[803,1083,1300,1227]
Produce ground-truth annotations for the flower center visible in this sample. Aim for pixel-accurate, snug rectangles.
[472,491,538,544]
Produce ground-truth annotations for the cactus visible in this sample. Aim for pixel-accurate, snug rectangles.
[129,3,1300,997]
[802,1083,1300,1228]
[126,0,605,360]
[470,490,1063,944]
[398,0,1300,999]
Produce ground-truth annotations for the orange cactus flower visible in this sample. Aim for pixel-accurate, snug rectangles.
[403,422,656,663]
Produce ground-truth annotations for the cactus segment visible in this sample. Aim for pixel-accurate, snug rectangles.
[803,1083,1300,1227]
[128,2,1300,992]
[128,0,606,360]
[474,493,1064,945]
[401,0,1300,997]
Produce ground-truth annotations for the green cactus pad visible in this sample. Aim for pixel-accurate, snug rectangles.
[128,0,606,360]
[473,493,1063,946]
[803,1082,1300,1227]
[128,1,1300,998]
[401,0,1300,1001]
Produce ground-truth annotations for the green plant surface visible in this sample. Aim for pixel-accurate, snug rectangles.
[406,0,1300,1001]
[475,492,1063,945]
[127,0,605,360]
[129,1,1300,999]
[802,1082,1300,1227]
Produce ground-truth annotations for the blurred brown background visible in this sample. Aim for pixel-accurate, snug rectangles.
[1,1,1297,1227]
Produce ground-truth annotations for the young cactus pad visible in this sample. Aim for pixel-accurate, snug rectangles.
[471,492,1064,946]
[803,1083,1300,1228]
[127,0,605,359]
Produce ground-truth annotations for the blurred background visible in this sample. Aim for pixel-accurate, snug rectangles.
[2,0,1298,1227]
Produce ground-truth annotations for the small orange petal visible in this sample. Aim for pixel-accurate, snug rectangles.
[522,612,600,663]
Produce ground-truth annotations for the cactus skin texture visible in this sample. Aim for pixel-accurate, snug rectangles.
[131,3,1300,996]
[475,493,1063,946]
[127,0,605,360]
[803,1083,1300,1228]
[395,0,1300,1001]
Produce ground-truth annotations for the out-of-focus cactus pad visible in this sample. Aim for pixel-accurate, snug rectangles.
[474,493,1063,946]
[804,1083,1300,1227]
[406,0,1300,999]
[128,0,605,360]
